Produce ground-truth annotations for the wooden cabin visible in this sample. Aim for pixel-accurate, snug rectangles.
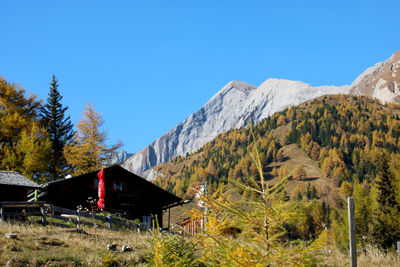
[40,165,181,228]
[0,171,40,201]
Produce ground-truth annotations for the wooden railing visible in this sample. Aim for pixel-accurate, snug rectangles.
[178,217,203,234]
[0,202,139,230]
[0,201,47,224]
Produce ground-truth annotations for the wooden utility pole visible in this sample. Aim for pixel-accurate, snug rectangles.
[348,197,357,267]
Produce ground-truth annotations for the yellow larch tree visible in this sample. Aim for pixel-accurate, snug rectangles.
[0,77,51,182]
[64,102,121,176]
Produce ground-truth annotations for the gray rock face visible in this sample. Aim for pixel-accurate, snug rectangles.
[123,50,400,178]
[106,149,133,165]
[123,81,256,176]
[350,50,400,104]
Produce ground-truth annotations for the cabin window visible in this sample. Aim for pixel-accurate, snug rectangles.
[113,180,124,192]
[143,215,152,228]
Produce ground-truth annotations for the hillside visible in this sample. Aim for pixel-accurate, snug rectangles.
[154,94,400,204]
[123,79,349,177]
[123,50,400,178]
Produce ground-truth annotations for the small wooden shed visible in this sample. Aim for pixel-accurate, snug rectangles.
[40,164,181,228]
[0,171,40,201]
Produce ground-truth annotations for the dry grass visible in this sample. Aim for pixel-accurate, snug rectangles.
[0,221,151,266]
[2,220,399,266]
[322,246,400,267]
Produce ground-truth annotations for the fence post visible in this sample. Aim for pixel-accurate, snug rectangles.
[397,241,400,259]
[107,215,112,229]
[348,197,357,267]
[77,210,81,229]
[0,204,3,223]
[40,205,47,225]
[168,208,171,230]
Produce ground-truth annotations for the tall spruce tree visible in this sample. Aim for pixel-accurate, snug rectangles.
[41,75,74,180]
[372,152,400,249]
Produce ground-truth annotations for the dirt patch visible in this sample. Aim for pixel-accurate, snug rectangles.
[271,122,291,144]
[39,237,67,247]
[64,229,90,235]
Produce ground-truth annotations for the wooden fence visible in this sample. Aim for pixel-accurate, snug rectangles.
[0,201,139,231]
[178,217,202,234]
[0,201,47,224]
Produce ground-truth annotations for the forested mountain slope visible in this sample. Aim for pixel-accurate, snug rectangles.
[122,80,349,177]
[124,50,400,178]
[154,95,400,202]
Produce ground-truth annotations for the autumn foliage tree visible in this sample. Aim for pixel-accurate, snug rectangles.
[192,128,318,266]
[293,164,307,180]
[0,77,51,181]
[64,102,121,175]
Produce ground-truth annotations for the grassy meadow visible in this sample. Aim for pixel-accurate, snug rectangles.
[1,220,400,266]
[0,221,150,266]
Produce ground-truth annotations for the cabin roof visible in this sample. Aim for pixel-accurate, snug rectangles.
[0,171,40,188]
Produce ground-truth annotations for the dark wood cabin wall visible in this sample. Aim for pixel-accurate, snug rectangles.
[0,185,28,201]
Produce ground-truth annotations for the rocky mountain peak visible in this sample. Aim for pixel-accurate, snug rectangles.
[122,79,348,178]
[350,50,400,103]
[123,50,400,179]
[205,80,256,106]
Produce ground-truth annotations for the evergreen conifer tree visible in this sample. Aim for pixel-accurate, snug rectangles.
[375,153,397,208]
[372,152,400,249]
[40,75,74,180]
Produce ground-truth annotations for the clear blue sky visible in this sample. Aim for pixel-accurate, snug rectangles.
[1,1,399,153]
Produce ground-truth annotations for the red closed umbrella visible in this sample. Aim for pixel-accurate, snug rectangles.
[97,169,105,209]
